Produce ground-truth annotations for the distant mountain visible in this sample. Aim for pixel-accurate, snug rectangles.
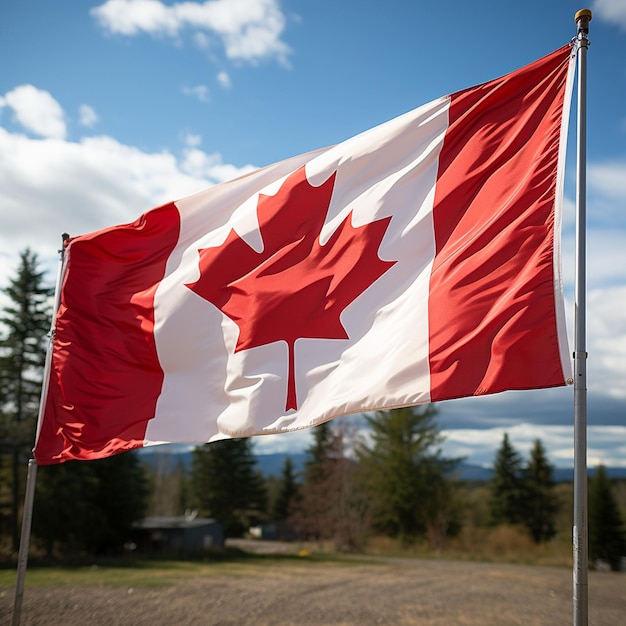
[138,446,193,472]
[254,453,308,477]
[137,447,309,477]
[454,463,493,481]
[450,464,626,482]
[137,447,626,481]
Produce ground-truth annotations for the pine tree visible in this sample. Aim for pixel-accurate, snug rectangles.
[356,405,460,543]
[87,452,151,554]
[304,422,338,484]
[522,439,559,543]
[490,433,524,526]
[272,456,299,521]
[34,451,150,556]
[0,249,53,550]
[191,438,266,537]
[33,460,98,556]
[589,465,626,571]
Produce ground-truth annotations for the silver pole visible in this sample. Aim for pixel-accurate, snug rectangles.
[11,234,70,626]
[573,9,591,626]
[11,460,37,626]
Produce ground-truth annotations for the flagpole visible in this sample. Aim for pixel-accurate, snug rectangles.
[573,9,591,626]
[11,234,69,626]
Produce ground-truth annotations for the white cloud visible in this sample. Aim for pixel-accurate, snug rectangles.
[181,146,254,180]
[592,0,626,29]
[562,228,626,290]
[91,0,291,64]
[586,427,626,467]
[587,285,626,398]
[558,157,626,404]
[184,133,202,147]
[79,104,99,128]
[193,31,211,49]
[0,124,255,278]
[91,0,179,36]
[217,71,231,89]
[182,84,210,103]
[1,85,66,139]
[253,418,626,469]
[442,423,626,468]
[589,160,626,211]
[252,429,313,455]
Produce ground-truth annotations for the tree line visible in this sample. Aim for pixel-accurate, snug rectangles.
[1,249,625,570]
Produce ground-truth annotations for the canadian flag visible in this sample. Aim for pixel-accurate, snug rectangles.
[35,44,575,464]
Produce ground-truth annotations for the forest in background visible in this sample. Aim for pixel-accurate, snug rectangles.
[1,249,624,571]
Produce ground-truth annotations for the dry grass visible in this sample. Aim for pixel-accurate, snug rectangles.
[1,550,624,625]
[364,526,573,567]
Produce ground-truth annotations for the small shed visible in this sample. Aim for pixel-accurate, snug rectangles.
[132,515,224,555]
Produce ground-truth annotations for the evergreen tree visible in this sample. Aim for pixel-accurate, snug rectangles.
[0,249,53,550]
[0,455,13,542]
[490,433,525,526]
[272,456,299,521]
[356,405,460,543]
[589,465,626,571]
[522,439,559,543]
[33,460,98,557]
[304,422,338,484]
[88,452,151,554]
[191,439,266,537]
[34,451,150,556]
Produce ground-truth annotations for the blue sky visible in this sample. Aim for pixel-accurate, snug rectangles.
[1,0,625,468]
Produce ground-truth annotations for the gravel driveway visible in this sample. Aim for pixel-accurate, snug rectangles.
[2,553,624,626]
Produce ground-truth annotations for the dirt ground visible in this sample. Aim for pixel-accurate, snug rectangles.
[1,547,624,626]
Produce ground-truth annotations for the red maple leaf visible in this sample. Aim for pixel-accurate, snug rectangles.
[186,166,396,411]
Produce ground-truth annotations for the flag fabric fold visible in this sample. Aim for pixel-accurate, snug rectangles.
[35,44,575,465]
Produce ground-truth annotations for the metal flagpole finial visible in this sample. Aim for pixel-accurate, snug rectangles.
[575,9,592,34]
[59,233,70,255]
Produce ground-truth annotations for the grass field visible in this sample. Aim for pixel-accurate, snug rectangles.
[1,543,624,625]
